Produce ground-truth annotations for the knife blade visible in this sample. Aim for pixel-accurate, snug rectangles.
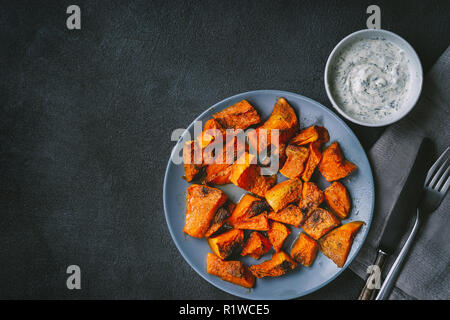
[358,137,432,300]
[378,137,431,253]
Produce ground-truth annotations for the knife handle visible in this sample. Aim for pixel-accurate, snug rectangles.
[376,210,420,300]
[358,249,388,300]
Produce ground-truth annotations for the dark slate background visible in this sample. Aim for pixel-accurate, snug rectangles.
[0,0,448,299]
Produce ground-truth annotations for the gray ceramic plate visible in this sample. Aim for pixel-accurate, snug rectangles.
[163,90,374,300]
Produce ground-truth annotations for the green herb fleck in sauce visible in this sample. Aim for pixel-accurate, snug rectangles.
[330,38,411,124]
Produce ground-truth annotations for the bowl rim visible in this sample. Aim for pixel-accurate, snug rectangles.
[324,28,423,127]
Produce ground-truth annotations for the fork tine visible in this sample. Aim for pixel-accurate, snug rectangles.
[429,157,450,188]
[425,147,450,186]
[435,165,450,192]
[441,174,450,194]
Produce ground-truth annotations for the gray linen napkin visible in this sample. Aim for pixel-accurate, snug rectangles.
[349,46,450,300]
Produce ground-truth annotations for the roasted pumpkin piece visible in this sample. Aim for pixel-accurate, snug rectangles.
[290,233,319,267]
[317,126,330,145]
[212,100,261,130]
[229,152,257,188]
[206,165,233,185]
[248,98,298,154]
[228,194,269,225]
[290,126,320,146]
[183,185,228,238]
[197,119,226,149]
[225,201,236,215]
[183,140,204,182]
[249,174,277,198]
[268,204,305,227]
[298,181,324,218]
[249,251,298,278]
[301,181,324,207]
[289,125,329,145]
[259,143,288,174]
[228,195,270,230]
[265,178,302,212]
[230,152,276,197]
[302,208,340,240]
[274,143,288,165]
[205,146,233,185]
[207,228,244,260]
[205,136,247,185]
[267,221,291,252]
[319,221,364,267]
[241,232,272,259]
[279,145,310,179]
[301,141,322,182]
[324,181,351,219]
[206,253,255,288]
[205,201,235,238]
[234,212,270,231]
[319,142,357,182]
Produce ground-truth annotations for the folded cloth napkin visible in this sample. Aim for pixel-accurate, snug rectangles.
[350,46,450,300]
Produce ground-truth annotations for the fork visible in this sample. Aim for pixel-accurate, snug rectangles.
[376,147,450,300]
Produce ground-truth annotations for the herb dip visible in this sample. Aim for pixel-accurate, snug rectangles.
[330,38,411,124]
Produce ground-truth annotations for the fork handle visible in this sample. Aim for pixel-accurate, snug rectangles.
[376,210,420,300]
[358,249,388,300]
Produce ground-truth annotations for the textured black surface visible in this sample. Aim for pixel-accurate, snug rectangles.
[0,0,448,299]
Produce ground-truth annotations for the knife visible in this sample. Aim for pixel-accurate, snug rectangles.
[358,137,431,300]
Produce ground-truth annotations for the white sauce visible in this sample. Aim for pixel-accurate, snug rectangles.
[330,38,411,124]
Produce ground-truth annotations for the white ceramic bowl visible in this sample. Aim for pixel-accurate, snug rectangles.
[324,29,423,127]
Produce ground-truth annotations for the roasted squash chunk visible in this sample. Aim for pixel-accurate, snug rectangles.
[234,213,269,231]
[267,221,291,252]
[205,201,235,238]
[301,141,322,182]
[249,251,297,278]
[230,152,276,197]
[183,140,204,182]
[206,165,233,185]
[213,100,261,130]
[317,126,330,145]
[204,137,240,185]
[259,142,287,170]
[272,142,288,168]
[228,195,270,231]
[268,204,305,227]
[265,178,302,212]
[206,253,255,288]
[319,142,357,182]
[208,228,244,260]
[228,194,269,225]
[197,119,226,149]
[302,208,340,240]
[290,125,330,146]
[241,232,272,259]
[290,126,318,145]
[290,233,319,267]
[229,152,258,189]
[184,185,228,238]
[280,145,310,179]
[324,181,351,219]
[298,181,324,218]
[248,98,298,154]
[248,173,277,198]
[319,221,364,267]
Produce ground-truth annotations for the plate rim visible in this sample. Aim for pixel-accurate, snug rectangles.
[163,89,374,300]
